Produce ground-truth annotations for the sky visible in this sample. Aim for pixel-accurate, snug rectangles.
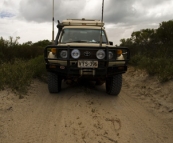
[0,0,173,45]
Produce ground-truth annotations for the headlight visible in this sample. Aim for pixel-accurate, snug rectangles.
[109,51,113,59]
[60,50,67,58]
[96,50,105,59]
[71,49,80,59]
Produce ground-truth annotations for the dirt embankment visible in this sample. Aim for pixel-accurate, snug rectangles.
[0,67,173,143]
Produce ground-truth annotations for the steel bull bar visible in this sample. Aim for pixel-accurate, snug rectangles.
[44,45,130,76]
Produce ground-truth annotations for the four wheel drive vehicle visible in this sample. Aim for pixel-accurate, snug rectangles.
[44,19,130,96]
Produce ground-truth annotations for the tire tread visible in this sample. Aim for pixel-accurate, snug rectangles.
[106,74,122,96]
[48,72,61,93]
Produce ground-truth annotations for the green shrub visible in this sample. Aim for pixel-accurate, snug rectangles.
[27,55,46,79]
[120,20,173,82]
[0,37,45,63]
[129,54,142,66]
[0,37,49,95]
[0,56,46,94]
[156,58,173,82]
[130,55,173,82]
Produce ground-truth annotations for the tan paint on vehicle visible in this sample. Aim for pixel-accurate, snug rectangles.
[48,20,125,66]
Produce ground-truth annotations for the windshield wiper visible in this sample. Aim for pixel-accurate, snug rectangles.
[67,40,89,43]
[95,41,107,44]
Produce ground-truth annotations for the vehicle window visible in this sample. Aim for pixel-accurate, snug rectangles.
[60,29,108,43]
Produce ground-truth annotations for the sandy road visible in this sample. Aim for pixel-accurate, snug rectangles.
[0,71,173,143]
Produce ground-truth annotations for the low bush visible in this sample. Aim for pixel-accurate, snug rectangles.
[0,55,46,94]
[0,37,49,63]
[120,20,173,82]
[130,55,173,82]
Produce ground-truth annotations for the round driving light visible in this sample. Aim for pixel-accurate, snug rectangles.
[109,51,113,59]
[96,49,105,59]
[71,49,80,59]
[60,50,67,58]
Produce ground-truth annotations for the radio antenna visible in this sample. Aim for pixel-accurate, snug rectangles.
[52,0,55,45]
[100,0,104,47]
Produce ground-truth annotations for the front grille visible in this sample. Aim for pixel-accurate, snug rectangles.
[57,49,97,59]
[80,49,97,59]
[57,48,111,68]
[57,48,117,62]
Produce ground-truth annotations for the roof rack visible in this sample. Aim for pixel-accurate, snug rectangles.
[67,18,100,21]
[61,19,104,27]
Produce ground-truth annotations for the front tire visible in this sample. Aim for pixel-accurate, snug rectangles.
[106,74,122,96]
[48,72,62,93]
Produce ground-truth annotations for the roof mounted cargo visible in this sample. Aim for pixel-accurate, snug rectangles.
[67,18,99,21]
[61,19,104,27]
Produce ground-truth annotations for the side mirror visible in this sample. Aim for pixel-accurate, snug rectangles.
[109,41,113,45]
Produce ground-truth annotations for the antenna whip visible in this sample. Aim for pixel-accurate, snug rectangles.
[52,0,55,45]
[100,0,104,47]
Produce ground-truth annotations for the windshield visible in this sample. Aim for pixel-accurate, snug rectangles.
[60,28,108,44]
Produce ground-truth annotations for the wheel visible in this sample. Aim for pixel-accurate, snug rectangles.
[48,72,62,93]
[106,74,122,96]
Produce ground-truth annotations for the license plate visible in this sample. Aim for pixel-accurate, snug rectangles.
[78,60,98,68]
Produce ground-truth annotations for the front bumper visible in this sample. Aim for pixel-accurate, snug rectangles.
[44,45,130,77]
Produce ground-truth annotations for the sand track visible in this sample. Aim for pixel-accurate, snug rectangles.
[0,67,173,143]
